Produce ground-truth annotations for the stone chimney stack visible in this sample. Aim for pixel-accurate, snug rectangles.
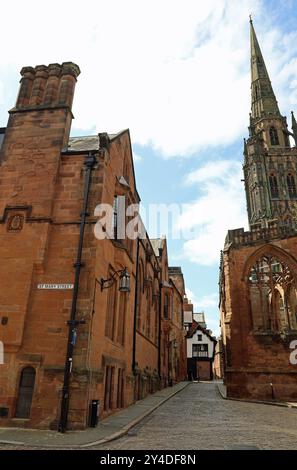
[15,62,80,110]
[0,61,81,218]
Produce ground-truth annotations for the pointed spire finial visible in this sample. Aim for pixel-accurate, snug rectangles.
[250,19,280,119]
[249,14,253,24]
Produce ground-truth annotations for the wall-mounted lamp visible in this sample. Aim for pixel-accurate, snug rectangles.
[100,268,130,293]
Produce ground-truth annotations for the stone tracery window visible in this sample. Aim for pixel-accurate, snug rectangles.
[248,254,297,333]
[269,126,279,146]
[269,174,279,198]
[287,173,297,198]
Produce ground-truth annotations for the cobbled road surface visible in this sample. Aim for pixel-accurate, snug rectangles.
[96,382,297,450]
[0,382,296,450]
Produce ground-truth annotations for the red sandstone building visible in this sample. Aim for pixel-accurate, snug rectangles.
[0,62,186,430]
[220,20,297,401]
[213,338,224,380]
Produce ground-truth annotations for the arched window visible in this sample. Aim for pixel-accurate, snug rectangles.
[248,254,297,332]
[105,271,117,340]
[269,174,279,198]
[283,131,290,148]
[269,127,279,146]
[136,262,143,330]
[287,173,297,198]
[255,85,259,100]
[164,293,169,319]
[15,367,36,418]
[117,292,126,345]
[146,284,152,338]
[287,284,297,330]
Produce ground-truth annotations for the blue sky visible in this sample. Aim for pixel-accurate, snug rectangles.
[0,0,297,335]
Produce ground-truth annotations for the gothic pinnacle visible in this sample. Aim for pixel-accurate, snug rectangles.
[243,138,248,157]
[292,111,297,145]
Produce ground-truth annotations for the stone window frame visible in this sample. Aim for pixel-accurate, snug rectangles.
[287,173,297,199]
[269,126,279,146]
[269,173,279,199]
[244,246,297,334]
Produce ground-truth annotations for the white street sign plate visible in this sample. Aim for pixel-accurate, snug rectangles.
[37,284,74,290]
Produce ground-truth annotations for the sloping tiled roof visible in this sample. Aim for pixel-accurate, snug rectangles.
[168,266,182,275]
[187,321,216,342]
[67,136,99,152]
[63,131,127,153]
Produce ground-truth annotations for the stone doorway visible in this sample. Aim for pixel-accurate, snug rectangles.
[15,367,36,419]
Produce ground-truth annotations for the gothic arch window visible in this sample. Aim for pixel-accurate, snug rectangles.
[15,367,36,418]
[164,293,169,320]
[105,268,118,340]
[283,131,290,148]
[146,283,152,338]
[269,174,279,198]
[248,254,297,333]
[287,173,297,198]
[136,262,143,330]
[287,284,297,329]
[269,126,279,146]
[255,85,259,100]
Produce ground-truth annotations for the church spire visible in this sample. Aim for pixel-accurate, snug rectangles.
[243,18,297,230]
[250,18,280,120]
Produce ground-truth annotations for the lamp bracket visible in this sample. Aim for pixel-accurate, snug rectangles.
[99,268,127,291]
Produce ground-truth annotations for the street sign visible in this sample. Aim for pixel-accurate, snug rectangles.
[37,284,74,290]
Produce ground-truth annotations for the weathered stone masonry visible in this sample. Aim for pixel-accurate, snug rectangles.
[0,62,187,429]
[220,19,297,401]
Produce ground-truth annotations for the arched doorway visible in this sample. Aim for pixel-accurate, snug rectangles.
[15,367,36,418]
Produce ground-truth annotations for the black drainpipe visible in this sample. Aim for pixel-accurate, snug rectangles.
[157,282,162,380]
[58,151,97,433]
[132,237,140,374]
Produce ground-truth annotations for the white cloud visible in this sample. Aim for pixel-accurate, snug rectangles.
[186,288,220,336]
[178,159,249,266]
[0,82,3,107]
[132,152,142,163]
[1,0,296,157]
[186,289,218,310]
[197,293,219,310]
[185,288,199,310]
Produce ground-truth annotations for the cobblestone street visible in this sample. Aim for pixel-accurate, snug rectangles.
[96,382,297,450]
[0,382,296,450]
